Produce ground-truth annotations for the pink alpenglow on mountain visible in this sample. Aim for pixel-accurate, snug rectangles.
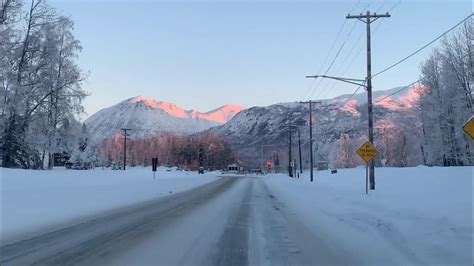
[130,96,243,124]
[85,96,244,140]
[198,104,244,124]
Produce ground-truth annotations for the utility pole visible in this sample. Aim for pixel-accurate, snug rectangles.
[300,100,322,182]
[288,130,293,177]
[346,11,390,190]
[121,128,131,170]
[298,130,303,174]
[309,101,313,182]
[198,144,204,167]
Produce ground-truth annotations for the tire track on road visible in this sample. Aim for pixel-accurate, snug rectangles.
[1,177,238,266]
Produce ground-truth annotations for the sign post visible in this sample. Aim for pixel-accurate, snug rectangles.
[152,157,158,179]
[463,116,474,140]
[365,164,368,195]
[356,141,378,195]
[290,161,295,178]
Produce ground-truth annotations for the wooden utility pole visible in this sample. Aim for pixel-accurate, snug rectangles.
[300,100,321,182]
[121,128,131,170]
[288,130,293,177]
[298,130,303,174]
[309,101,313,181]
[346,11,390,190]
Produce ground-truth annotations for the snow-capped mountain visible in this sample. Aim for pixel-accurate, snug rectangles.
[85,96,244,141]
[206,87,421,167]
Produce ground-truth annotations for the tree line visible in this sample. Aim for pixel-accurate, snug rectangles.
[415,20,473,166]
[97,133,236,170]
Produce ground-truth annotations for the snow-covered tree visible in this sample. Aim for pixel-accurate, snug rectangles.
[0,0,87,169]
[418,19,473,166]
[331,133,359,168]
[69,123,96,169]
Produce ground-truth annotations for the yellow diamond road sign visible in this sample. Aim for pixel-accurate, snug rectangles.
[357,141,378,163]
[463,116,474,140]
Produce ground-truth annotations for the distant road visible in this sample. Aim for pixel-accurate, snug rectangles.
[1,176,352,266]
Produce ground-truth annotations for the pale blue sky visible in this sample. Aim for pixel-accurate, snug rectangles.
[50,0,472,118]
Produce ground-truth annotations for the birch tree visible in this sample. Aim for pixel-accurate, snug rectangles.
[419,19,473,166]
[1,0,88,168]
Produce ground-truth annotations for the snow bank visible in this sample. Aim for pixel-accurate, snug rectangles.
[263,166,473,265]
[1,167,220,242]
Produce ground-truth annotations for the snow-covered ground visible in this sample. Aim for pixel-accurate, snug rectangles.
[263,166,473,265]
[2,165,472,265]
[1,167,220,242]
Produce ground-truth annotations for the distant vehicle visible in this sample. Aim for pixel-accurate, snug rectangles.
[198,167,204,174]
[250,169,263,175]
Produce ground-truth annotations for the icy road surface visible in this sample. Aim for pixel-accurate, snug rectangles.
[2,176,353,266]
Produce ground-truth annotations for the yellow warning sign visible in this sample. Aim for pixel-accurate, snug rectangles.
[463,116,474,140]
[356,141,378,163]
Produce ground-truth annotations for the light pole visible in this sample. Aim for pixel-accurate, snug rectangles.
[305,75,366,87]
[298,130,303,174]
[281,124,303,178]
[306,75,372,185]
[299,100,322,182]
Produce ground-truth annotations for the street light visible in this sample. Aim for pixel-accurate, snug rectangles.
[306,74,376,189]
[305,75,367,88]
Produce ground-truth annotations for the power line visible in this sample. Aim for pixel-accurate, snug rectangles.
[336,13,389,81]
[373,13,474,78]
[342,82,365,106]
[303,0,362,99]
[374,79,420,103]
[344,0,401,76]
[303,78,318,100]
[329,80,365,127]
[332,31,365,76]
[349,0,363,13]
[303,20,348,98]
[388,0,401,12]
[308,2,369,100]
[311,4,400,116]
[321,21,359,80]
[310,0,405,129]
[375,0,386,13]
[311,20,360,99]
[316,0,398,100]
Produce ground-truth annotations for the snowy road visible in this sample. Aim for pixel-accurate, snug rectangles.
[1,176,352,266]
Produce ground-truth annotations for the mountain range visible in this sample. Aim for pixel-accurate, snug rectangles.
[206,86,420,167]
[85,96,244,140]
[86,87,420,167]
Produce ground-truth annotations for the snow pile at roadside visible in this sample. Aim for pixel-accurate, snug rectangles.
[263,166,473,265]
[1,167,220,242]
